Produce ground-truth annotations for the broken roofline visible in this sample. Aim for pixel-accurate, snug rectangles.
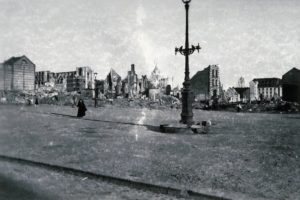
[2,55,35,67]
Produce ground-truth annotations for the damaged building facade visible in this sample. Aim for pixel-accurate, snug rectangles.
[105,68,122,97]
[149,65,169,90]
[67,67,95,93]
[122,64,151,99]
[0,55,35,91]
[148,65,170,100]
[282,67,300,103]
[190,65,221,100]
[98,64,168,99]
[127,64,139,98]
[34,62,172,100]
[249,80,259,101]
[35,66,94,93]
[99,64,155,99]
[139,75,149,96]
[225,87,240,102]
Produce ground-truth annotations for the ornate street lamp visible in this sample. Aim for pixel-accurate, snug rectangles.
[175,0,201,125]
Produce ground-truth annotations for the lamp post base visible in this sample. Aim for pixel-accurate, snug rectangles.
[180,114,194,126]
[180,83,194,126]
[160,123,208,134]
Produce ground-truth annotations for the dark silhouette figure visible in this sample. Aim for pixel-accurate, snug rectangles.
[35,96,39,106]
[236,104,242,112]
[77,99,87,117]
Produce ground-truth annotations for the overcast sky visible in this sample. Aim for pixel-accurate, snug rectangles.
[0,0,299,88]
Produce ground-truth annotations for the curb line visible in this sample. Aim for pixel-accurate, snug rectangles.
[0,154,231,200]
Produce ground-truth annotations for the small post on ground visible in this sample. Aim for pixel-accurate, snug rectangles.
[94,72,98,108]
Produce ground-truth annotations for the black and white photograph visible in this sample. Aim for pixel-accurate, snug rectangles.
[0,0,299,199]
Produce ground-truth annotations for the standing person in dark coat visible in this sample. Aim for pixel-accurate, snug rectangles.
[34,95,39,106]
[77,99,87,117]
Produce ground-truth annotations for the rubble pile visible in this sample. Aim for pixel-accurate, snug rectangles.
[198,100,300,113]
[0,87,79,106]
[234,101,299,113]
[95,95,181,110]
[2,88,299,114]
[275,101,299,113]
[0,90,35,104]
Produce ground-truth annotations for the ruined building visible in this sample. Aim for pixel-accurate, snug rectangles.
[36,70,75,91]
[0,55,35,91]
[66,72,83,92]
[190,65,220,100]
[66,66,94,92]
[225,87,240,103]
[233,77,250,102]
[75,67,94,90]
[105,68,122,97]
[282,67,300,103]
[35,71,52,87]
[55,71,76,91]
[147,65,170,100]
[35,66,94,92]
[127,64,139,98]
[233,87,250,102]
[95,80,106,99]
[249,80,259,101]
[138,75,149,96]
[149,65,169,90]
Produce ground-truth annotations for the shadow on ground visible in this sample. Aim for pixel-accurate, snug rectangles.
[0,173,56,200]
[52,112,162,132]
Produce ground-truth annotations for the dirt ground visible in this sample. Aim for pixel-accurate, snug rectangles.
[0,160,187,200]
[0,104,299,200]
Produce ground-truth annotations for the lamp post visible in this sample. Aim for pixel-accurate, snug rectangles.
[94,72,98,107]
[175,0,201,125]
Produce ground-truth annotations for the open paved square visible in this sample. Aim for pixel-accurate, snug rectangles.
[0,105,299,200]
